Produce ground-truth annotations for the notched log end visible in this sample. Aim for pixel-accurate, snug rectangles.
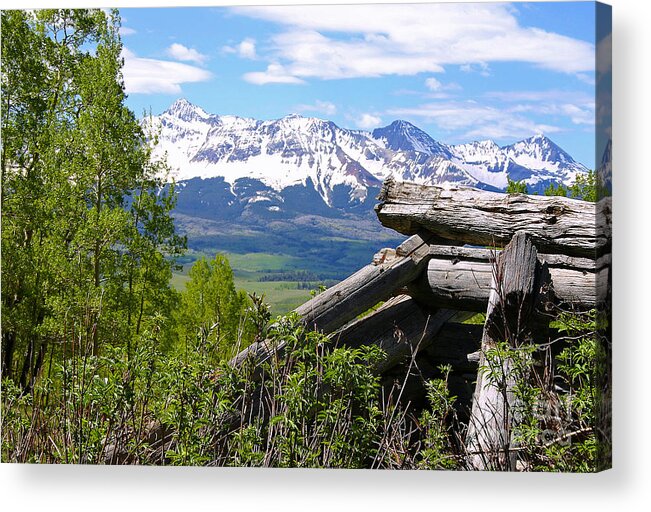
[376,176,395,202]
[372,248,397,266]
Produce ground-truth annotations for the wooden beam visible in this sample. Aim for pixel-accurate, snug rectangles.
[230,232,433,370]
[407,244,605,311]
[375,179,609,258]
[331,294,472,375]
[465,232,543,471]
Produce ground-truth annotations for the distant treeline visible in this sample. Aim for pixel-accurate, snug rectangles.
[295,280,338,290]
[258,270,323,282]
[269,280,339,290]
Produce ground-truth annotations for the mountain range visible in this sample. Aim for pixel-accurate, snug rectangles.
[144,99,592,279]
[147,98,589,214]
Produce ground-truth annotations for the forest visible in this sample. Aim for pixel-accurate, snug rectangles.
[1,9,607,470]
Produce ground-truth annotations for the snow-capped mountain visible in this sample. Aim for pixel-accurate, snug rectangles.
[146,99,589,210]
[149,99,385,208]
[372,120,451,157]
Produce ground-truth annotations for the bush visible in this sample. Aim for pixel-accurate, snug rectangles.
[1,306,601,471]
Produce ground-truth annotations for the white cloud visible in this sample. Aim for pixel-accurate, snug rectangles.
[119,27,136,36]
[232,4,594,82]
[238,38,256,59]
[243,63,305,85]
[355,113,382,129]
[425,77,461,94]
[576,73,596,86]
[486,89,591,103]
[507,103,594,125]
[165,43,208,65]
[296,100,337,116]
[484,90,595,126]
[460,62,491,77]
[560,103,594,125]
[425,77,443,91]
[222,38,257,59]
[387,101,560,140]
[121,48,213,95]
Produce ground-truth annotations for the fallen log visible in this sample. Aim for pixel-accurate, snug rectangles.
[407,244,606,311]
[230,232,433,370]
[223,297,471,439]
[330,294,472,375]
[375,179,610,258]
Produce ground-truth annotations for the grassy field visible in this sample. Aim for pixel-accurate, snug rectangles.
[170,251,325,317]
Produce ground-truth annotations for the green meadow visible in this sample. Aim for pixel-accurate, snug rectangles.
[171,251,327,316]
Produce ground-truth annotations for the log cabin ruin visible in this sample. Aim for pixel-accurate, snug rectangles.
[229,178,612,470]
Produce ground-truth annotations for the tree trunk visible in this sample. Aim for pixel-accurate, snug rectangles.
[230,232,435,371]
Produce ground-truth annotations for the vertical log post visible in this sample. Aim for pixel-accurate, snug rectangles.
[465,232,545,470]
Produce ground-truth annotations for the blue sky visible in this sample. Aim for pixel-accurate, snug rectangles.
[118,2,604,168]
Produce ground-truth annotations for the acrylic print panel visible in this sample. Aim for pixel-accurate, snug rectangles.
[1,1,611,471]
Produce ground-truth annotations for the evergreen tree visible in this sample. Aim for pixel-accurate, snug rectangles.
[544,182,568,197]
[506,178,528,194]
[569,170,598,202]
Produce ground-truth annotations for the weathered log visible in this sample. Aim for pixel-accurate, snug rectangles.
[465,232,544,471]
[230,232,433,370]
[295,231,437,333]
[407,244,605,311]
[331,294,472,375]
[422,323,483,370]
[375,180,609,258]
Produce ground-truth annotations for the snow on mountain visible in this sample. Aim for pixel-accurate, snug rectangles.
[372,120,451,158]
[148,100,384,207]
[146,99,589,208]
[502,134,588,187]
[448,140,513,189]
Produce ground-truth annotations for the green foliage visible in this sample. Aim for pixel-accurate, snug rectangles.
[475,309,600,472]
[539,172,601,202]
[506,178,528,194]
[1,9,185,389]
[417,366,459,469]
[2,312,386,467]
[175,254,254,361]
[309,284,328,297]
[569,170,599,202]
[228,313,385,468]
[544,182,568,197]
[2,301,602,471]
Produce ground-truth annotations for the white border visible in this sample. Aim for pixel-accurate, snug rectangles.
[1,1,649,510]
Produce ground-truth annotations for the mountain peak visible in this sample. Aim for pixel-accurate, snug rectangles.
[389,119,416,129]
[146,100,589,204]
[164,98,211,122]
[372,120,450,157]
[471,139,500,149]
[527,132,552,144]
[282,113,303,120]
[504,134,580,169]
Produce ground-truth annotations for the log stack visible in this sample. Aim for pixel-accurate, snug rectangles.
[229,180,611,469]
